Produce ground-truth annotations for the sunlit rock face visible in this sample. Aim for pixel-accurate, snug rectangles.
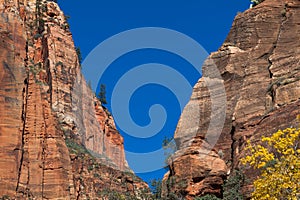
[0,0,147,199]
[162,0,300,199]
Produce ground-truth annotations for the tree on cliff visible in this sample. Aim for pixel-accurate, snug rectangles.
[250,0,264,7]
[97,84,107,104]
[151,179,162,199]
[241,116,300,200]
[76,46,82,66]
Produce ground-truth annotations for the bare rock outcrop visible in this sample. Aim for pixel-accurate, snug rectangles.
[163,0,300,199]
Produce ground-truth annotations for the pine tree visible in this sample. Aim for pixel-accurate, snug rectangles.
[97,84,107,104]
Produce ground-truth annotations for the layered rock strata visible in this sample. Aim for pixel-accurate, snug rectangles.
[0,0,147,199]
[163,0,300,199]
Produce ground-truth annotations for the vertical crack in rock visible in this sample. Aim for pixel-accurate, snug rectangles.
[16,11,30,190]
[267,58,274,79]
[16,75,29,193]
[267,4,289,105]
[229,125,236,168]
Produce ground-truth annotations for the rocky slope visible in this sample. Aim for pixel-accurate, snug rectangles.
[162,0,300,199]
[0,0,147,199]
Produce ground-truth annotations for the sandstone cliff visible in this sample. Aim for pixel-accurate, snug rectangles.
[0,0,147,199]
[163,0,300,199]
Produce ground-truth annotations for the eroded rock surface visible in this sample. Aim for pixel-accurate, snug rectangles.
[0,0,147,199]
[163,0,300,199]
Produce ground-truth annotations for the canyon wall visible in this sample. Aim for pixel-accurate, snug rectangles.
[0,0,147,199]
[163,0,300,199]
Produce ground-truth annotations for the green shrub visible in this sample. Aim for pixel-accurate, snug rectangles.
[222,170,244,200]
[98,190,139,200]
[55,61,63,66]
[76,47,82,66]
[33,33,42,39]
[151,179,162,199]
[65,138,89,156]
[195,194,221,200]
[251,0,264,7]
[93,173,100,178]
[0,195,10,200]
[87,165,94,171]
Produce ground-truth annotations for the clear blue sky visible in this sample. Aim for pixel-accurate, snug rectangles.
[58,0,249,185]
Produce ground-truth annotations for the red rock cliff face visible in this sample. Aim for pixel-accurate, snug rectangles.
[0,0,147,199]
[163,0,300,199]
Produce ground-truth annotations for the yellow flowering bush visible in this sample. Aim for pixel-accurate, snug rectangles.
[241,117,300,200]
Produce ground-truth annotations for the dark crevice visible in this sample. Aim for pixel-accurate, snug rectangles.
[267,4,289,76]
[267,58,276,104]
[268,58,274,79]
[192,177,205,183]
[229,125,236,168]
[45,59,52,103]
[16,48,29,194]
[266,4,289,105]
